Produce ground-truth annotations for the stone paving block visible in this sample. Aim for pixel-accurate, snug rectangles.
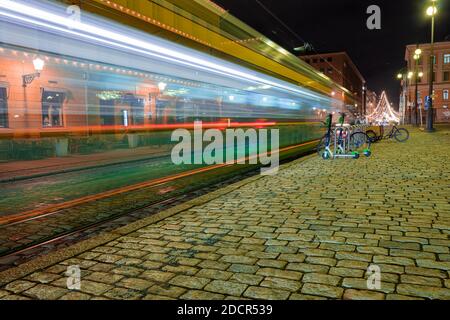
[23,284,68,300]
[220,255,257,265]
[400,275,443,287]
[356,246,388,256]
[286,262,329,274]
[378,240,421,251]
[111,266,144,277]
[329,267,364,278]
[89,263,115,272]
[256,259,287,269]
[78,280,113,296]
[397,284,450,300]
[373,255,415,266]
[260,277,302,292]
[256,268,302,280]
[59,292,92,300]
[278,253,306,263]
[389,249,435,260]
[377,264,405,274]
[116,258,144,266]
[146,284,186,298]
[301,283,343,299]
[169,275,210,290]
[141,270,176,283]
[4,280,36,294]
[335,252,372,262]
[343,289,385,300]
[302,273,341,286]
[228,264,259,274]
[305,256,337,267]
[204,280,248,296]
[162,265,199,276]
[416,259,450,271]
[336,260,369,270]
[301,248,335,257]
[243,286,290,300]
[85,272,124,285]
[230,273,264,286]
[117,278,153,291]
[196,269,232,281]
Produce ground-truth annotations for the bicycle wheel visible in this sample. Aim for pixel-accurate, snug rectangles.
[350,132,372,157]
[366,130,378,143]
[317,134,333,159]
[394,128,409,142]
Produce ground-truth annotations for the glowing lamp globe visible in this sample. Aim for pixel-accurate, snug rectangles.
[33,58,45,72]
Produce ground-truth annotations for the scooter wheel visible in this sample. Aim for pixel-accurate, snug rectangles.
[363,149,372,157]
[322,151,331,160]
[352,152,360,159]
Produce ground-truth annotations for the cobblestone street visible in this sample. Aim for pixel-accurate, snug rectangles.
[0,127,449,300]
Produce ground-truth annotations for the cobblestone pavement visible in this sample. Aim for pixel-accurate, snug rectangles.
[0,127,449,300]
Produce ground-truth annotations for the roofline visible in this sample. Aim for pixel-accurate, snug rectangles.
[405,41,450,48]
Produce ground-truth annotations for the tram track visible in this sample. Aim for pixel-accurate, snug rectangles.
[0,140,318,269]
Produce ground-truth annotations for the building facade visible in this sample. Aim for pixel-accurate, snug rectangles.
[405,41,450,124]
[299,52,366,116]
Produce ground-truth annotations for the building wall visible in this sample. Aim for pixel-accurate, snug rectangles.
[299,52,366,115]
[405,41,450,123]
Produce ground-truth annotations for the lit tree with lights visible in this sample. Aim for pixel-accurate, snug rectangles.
[366,91,400,124]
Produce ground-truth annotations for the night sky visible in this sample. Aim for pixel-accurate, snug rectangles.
[213,0,450,106]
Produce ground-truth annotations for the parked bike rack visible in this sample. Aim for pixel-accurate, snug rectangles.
[319,124,371,160]
[318,114,372,161]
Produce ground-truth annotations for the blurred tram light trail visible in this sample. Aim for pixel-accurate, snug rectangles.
[0,140,318,227]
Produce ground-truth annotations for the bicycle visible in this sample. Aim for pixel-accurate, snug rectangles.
[366,125,409,143]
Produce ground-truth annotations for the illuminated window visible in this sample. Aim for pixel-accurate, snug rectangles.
[42,90,65,128]
[0,87,8,128]
[444,90,449,100]
[444,54,450,64]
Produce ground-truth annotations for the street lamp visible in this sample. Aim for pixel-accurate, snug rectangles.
[425,0,437,132]
[22,58,45,87]
[413,47,422,126]
[397,70,411,124]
